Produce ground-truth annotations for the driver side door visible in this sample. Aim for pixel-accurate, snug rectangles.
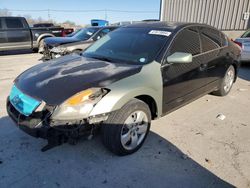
[161,26,208,114]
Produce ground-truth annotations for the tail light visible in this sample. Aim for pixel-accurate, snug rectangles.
[62,30,66,37]
[231,39,242,48]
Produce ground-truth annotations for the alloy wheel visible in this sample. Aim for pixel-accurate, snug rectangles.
[121,111,149,150]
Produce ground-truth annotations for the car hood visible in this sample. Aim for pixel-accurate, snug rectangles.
[44,37,80,46]
[61,40,93,48]
[14,55,142,105]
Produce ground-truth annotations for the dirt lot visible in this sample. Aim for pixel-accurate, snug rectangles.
[0,52,250,188]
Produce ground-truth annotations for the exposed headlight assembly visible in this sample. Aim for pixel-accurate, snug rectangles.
[51,46,67,53]
[51,88,109,121]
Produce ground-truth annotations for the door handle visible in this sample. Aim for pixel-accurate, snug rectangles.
[199,63,207,71]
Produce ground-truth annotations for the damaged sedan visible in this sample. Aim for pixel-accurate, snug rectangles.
[7,22,240,155]
[40,26,118,61]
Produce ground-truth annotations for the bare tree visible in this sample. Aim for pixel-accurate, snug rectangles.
[0,9,83,28]
[0,9,12,16]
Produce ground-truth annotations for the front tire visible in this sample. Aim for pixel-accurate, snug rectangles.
[212,65,235,96]
[102,99,151,156]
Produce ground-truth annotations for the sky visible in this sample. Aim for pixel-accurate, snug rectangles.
[0,0,161,25]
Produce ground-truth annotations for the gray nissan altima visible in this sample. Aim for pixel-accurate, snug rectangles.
[7,22,240,155]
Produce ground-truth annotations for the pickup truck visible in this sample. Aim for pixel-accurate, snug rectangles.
[0,16,65,51]
[33,23,74,35]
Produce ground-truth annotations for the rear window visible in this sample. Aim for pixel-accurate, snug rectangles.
[200,27,221,52]
[242,30,250,38]
[5,18,24,29]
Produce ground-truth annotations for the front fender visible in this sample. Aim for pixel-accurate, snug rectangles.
[89,87,161,117]
[89,61,163,117]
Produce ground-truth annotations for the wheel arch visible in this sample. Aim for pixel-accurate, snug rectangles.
[89,88,162,119]
[36,33,55,47]
[231,61,239,82]
[135,95,158,120]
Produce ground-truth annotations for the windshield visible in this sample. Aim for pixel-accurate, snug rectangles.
[83,27,170,64]
[73,28,99,40]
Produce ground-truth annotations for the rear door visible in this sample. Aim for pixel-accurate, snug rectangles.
[162,26,208,113]
[4,17,32,50]
[199,27,228,84]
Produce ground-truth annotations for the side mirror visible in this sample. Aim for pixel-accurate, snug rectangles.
[167,52,192,64]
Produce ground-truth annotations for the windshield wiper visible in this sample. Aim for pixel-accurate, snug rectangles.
[87,55,114,63]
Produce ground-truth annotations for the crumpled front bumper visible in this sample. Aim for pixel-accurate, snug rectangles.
[39,44,64,61]
[6,99,50,138]
[6,98,96,141]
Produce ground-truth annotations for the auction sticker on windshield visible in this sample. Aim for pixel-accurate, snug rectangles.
[87,31,93,35]
[149,30,171,37]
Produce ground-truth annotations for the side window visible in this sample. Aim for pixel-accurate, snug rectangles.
[99,29,111,36]
[200,27,221,52]
[168,27,201,56]
[5,18,24,29]
[94,29,111,40]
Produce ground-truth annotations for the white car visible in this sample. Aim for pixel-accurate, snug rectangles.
[234,30,250,62]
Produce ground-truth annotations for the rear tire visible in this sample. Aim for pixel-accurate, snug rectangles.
[102,99,151,156]
[32,48,38,53]
[212,65,235,96]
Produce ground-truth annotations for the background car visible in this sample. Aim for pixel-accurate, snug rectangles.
[40,26,118,61]
[33,22,74,36]
[33,23,56,27]
[7,22,240,155]
[234,29,250,62]
[0,16,65,52]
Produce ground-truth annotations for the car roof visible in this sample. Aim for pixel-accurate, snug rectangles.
[124,21,212,32]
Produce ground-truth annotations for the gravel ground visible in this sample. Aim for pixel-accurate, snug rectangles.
[0,52,250,188]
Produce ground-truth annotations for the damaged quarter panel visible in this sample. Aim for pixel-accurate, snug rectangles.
[14,54,143,106]
[89,61,163,118]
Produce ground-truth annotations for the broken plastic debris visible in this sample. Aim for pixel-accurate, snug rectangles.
[216,114,226,120]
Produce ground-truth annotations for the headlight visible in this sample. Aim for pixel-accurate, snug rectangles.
[51,88,108,121]
[51,46,66,53]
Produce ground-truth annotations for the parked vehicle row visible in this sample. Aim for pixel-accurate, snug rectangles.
[0,17,73,52]
[7,22,241,155]
[39,26,118,61]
